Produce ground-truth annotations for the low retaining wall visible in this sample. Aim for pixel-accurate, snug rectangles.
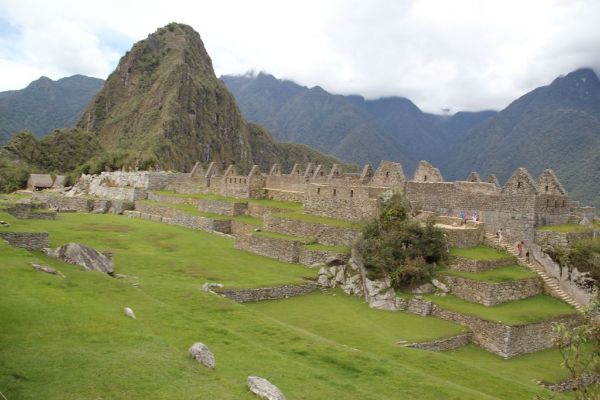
[428,304,581,358]
[6,203,56,220]
[265,188,305,203]
[445,276,542,306]
[449,257,514,272]
[215,283,318,303]
[247,203,288,218]
[234,234,301,263]
[32,193,134,214]
[534,230,593,248]
[126,206,231,234]
[298,248,348,266]
[440,225,484,248]
[147,192,201,206]
[197,199,248,216]
[0,232,49,250]
[404,333,472,352]
[264,215,358,247]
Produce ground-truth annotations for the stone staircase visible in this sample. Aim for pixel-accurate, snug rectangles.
[484,233,584,312]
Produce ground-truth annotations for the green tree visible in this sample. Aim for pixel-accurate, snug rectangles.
[357,193,447,288]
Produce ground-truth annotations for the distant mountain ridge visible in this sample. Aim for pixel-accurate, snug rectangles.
[0,75,104,144]
[441,68,600,209]
[221,72,496,171]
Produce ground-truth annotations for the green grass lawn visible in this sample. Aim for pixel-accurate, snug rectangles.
[0,209,577,399]
[449,245,514,261]
[303,243,351,253]
[439,265,538,283]
[425,294,576,325]
[138,200,263,226]
[537,223,593,233]
[273,211,362,229]
[153,190,303,211]
[253,230,314,244]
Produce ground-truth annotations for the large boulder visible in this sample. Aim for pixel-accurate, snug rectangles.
[189,342,216,369]
[247,376,286,400]
[46,243,114,274]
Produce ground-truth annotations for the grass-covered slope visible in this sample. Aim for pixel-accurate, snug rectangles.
[0,210,575,399]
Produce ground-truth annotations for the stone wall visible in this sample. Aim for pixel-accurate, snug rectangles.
[197,199,248,216]
[83,171,187,190]
[6,203,57,220]
[534,230,594,248]
[298,248,349,266]
[263,214,359,247]
[147,192,201,206]
[215,283,317,303]
[449,257,514,272]
[303,183,383,222]
[530,244,596,308]
[440,225,484,248]
[32,193,134,214]
[404,333,472,352]
[246,203,286,218]
[444,276,542,306]
[130,204,231,234]
[265,188,305,203]
[0,232,49,250]
[234,234,302,263]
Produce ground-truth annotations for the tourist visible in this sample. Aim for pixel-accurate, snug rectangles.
[525,250,530,263]
[517,241,523,257]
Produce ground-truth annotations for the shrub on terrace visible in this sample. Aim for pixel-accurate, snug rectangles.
[357,193,448,288]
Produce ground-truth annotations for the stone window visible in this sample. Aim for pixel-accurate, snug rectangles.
[317,187,320,195]
[424,175,428,182]
[517,182,522,188]
[562,200,566,207]
[385,171,390,178]
[555,200,558,208]
[546,199,550,207]
[350,189,354,197]
[320,171,324,176]
[333,188,337,196]
[545,185,549,192]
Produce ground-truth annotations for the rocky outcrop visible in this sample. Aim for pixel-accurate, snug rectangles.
[46,243,114,274]
[247,376,286,400]
[189,342,216,370]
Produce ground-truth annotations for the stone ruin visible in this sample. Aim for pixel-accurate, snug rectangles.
[46,159,595,244]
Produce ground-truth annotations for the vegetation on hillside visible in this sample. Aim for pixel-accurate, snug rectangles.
[77,23,343,173]
[357,193,447,288]
[545,239,600,283]
[0,75,103,144]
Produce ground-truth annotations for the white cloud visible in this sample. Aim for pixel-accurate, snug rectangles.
[0,0,599,112]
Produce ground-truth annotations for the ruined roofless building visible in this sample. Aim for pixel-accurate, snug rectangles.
[73,159,594,243]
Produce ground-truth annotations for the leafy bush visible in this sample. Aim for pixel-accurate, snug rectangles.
[546,239,600,286]
[357,193,448,288]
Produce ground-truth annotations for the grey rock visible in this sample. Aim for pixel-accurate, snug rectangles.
[31,263,57,275]
[0,220,10,227]
[189,342,216,369]
[124,307,136,319]
[431,279,450,293]
[46,243,114,274]
[247,376,286,400]
[410,283,435,294]
[317,274,330,287]
[326,255,345,266]
[201,282,224,292]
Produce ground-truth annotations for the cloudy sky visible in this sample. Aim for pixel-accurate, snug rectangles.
[1,0,599,113]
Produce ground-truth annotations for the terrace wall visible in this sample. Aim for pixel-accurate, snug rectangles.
[263,214,359,247]
[216,283,317,303]
[0,232,49,250]
[234,234,302,263]
[444,276,543,306]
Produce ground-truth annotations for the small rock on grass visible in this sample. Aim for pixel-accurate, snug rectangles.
[189,342,216,369]
[247,376,286,400]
